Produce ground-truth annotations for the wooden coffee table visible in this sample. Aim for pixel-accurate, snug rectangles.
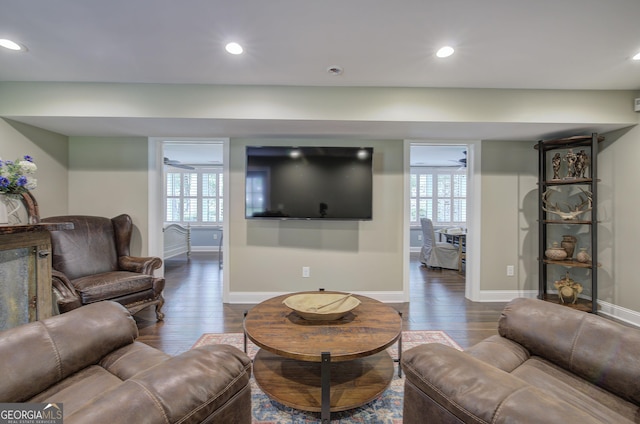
[243,291,402,422]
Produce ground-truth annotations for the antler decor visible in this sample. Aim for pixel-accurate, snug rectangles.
[541,188,592,220]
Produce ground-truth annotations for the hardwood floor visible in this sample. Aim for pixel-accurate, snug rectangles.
[136,252,507,354]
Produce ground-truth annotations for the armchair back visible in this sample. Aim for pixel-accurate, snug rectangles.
[47,215,123,280]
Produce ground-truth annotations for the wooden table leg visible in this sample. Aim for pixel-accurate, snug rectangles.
[321,352,331,423]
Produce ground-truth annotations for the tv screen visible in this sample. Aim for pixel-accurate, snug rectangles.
[245,146,373,220]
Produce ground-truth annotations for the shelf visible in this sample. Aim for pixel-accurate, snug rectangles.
[542,259,599,268]
[541,178,594,186]
[543,220,593,225]
[539,294,595,313]
[534,135,605,150]
[0,223,74,235]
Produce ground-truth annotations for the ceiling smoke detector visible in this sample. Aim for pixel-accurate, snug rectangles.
[327,65,343,76]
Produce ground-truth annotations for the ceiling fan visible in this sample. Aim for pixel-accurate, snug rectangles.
[448,151,467,168]
[163,157,195,170]
[458,151,467,167]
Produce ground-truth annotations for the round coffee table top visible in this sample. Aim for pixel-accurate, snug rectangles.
[244,291,402,362]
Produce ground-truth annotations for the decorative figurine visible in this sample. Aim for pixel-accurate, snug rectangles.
[575,150,589,178]
[551,153,562,180]
[554,272,583,304]
[563,149,577,179]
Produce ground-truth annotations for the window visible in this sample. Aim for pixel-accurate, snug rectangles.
[245,170,267,218]
[410,167,466,226]
[165,168,224,224]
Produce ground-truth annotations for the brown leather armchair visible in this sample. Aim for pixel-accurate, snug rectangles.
[401,298,640,423]
[41,214,165,320]
[0,301,252,423]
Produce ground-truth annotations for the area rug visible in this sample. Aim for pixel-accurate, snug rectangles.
[192,330,461,424]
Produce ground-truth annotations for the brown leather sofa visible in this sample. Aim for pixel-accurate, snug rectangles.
[401,298,640,423]
[42,214,165,320]
[0,301,252,423]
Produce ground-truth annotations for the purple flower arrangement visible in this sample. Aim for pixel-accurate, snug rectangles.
[0,155,37,194]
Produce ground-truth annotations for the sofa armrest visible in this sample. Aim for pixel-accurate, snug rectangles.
[401,343,605,424]
[118,255,162,275]
[65,344,253,424]
[51,270,83,313]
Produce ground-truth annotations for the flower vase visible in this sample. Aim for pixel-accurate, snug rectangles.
[0,195,7,225]
[0,194,23,226]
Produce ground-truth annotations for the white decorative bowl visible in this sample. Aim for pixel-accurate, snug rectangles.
[283,293,361,321]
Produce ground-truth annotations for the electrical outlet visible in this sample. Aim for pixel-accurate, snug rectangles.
[213,233,218,240]
[506,265,515,276]
[302,266,310,278]
[417,234,422,241]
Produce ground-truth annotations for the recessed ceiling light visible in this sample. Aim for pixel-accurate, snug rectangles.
[632,51,640,61]
[0,38,26,51]
[436,46,455,58]
[225,42,243,55]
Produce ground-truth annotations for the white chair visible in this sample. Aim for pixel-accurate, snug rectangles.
[419,218,460,270]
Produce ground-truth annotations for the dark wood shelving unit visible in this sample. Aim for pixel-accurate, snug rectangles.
[536,133,602,314]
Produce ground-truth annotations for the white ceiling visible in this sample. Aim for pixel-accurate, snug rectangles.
[1,0,639,140]
[2,0,639,89]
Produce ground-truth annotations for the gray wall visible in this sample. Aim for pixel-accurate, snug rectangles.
[1,82,639,322]
[229,138,404,295]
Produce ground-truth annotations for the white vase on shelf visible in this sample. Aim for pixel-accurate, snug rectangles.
[0,196,7,225]
[0,194,23,226]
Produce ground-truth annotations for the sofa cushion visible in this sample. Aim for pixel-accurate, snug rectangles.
[402,343,612,424]
[465,334,530,372]
[72,271,155,304]
[62,344,252,424]
[100,342,170,380]
[28,366,123,417]
[512,356,639,423]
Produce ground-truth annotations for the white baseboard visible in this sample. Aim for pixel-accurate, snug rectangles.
[227,291,406,305]
[477,290,538,302]
[597,300,640,328]
[191,246,220,252]
[477,290,640,328]
[227,290,640,327]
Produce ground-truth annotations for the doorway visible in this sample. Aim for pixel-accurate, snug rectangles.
[162,141,225,265]
[406,141,477,301]
[149,138,230,293]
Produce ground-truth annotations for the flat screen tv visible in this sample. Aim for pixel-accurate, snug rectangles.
[245,146,373,220]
